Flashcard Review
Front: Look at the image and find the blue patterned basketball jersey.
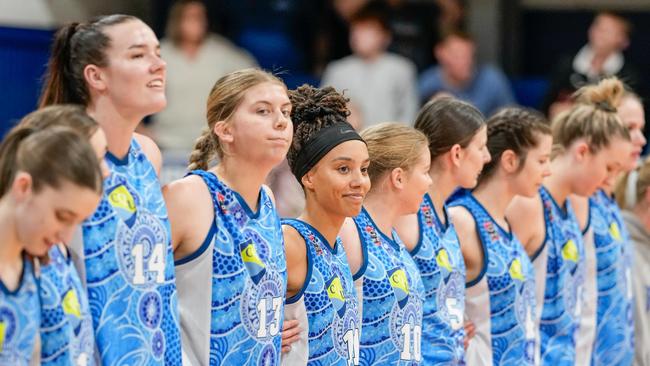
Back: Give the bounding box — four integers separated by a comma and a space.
0, 258, 39, 365
39, 245, 95, 366
535, 186, 585, 365
411, 193, 465, 365
182, 170, 287, 365
448, 191, 536, 365
80, 139, 181, 365
282, 219, 360, 365
589, 190, 634, 365
353, 207, 425, 366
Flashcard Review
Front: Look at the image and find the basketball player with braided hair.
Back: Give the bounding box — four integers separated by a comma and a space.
448, 108, 552, 365
281, 85, 369, 365
507, 77, 631, 365
165, 68, 293, 365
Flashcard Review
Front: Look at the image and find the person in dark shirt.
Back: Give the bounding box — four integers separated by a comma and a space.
543, 11, 643, 118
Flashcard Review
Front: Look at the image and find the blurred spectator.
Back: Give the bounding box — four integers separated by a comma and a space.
419, 31, 514, 116
152, 0, 257, 153
313, 0, 368, 75
384, 0, 440, 72
542, 11, 643, 117
436, 0, 466, 34
321, 3, 418, 127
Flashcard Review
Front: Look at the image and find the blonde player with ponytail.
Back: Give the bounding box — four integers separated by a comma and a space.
507, 78, 631, 365
165, 69, 293, 365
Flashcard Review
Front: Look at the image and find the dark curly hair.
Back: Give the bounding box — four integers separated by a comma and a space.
287, 85, 351, 169
477, 107, 551, 185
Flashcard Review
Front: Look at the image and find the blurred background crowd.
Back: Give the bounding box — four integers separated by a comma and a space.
1, 0, 650, 216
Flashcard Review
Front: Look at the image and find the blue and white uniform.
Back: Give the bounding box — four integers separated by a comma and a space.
589, 190, 634, 365
411, 193, 465, 365
281, 219, 360, 366
39, 245, 95, 366
448, 190, 536, 366
0, 257, 39, 365
175, 170, 287, 365
74, 139, 182, 365
353, 207, 424, 366
533, 187, 585, 365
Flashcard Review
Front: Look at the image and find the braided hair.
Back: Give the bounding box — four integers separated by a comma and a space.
286, 85, 351, 170
478, 107, 551, 185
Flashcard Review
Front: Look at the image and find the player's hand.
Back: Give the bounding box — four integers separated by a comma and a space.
464, 320, 476, 350
281, 319, 301, 353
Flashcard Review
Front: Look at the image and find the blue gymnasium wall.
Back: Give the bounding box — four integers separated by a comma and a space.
0, 26, 54, 138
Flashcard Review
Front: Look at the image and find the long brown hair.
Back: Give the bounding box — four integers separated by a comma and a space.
39, 14, 138, 107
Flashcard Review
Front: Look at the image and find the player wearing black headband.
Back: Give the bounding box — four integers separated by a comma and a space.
281, 85, 369, 365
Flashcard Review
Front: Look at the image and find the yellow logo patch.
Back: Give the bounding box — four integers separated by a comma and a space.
327, 276, 346, 302
241, 244, 265, 268
436, 249, 453, 272
609, 222, 622, 241
108, 185, 136, 213
562, 239, 579, 263
62, 289, 82, 319
389, 268, 410, 295
509, 258, 525, 281
0, 321, 5, 352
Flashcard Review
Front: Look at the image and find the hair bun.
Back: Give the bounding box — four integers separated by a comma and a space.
289, 85, 349, 128
574, 77, 624, 111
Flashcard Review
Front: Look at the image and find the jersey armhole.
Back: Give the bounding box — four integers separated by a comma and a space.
581, 200, 593, 235
531, 200, 549, 263
352, 220, 369, 281
409, 212, 425, 256
285, 225, 314, 305
174, 219, 217, 266
464, 204, 488, 288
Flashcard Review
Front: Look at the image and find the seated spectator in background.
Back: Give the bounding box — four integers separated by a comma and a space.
543, 11, 642, 118
419, 30, 514, 116
152, 0, 256, 154
321, 2, 418, 127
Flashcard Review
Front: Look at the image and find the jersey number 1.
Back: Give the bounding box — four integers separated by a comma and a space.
343, 328, 360, 365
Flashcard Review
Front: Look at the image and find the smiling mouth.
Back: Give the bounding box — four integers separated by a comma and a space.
146, 79, 164, 88
343, 193, 364, 201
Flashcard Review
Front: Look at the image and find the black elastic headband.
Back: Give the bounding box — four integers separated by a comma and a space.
291, 122, 365, 182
